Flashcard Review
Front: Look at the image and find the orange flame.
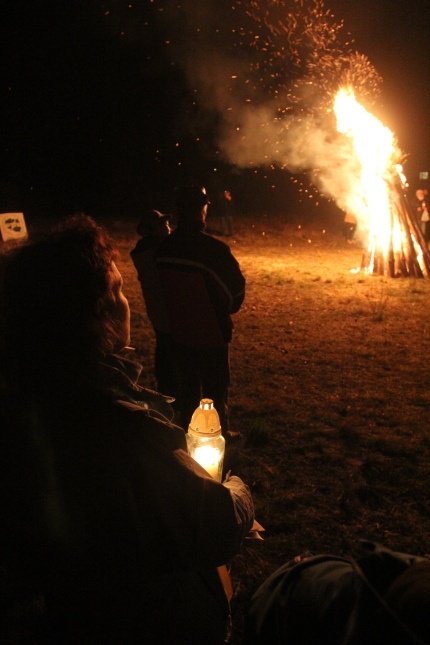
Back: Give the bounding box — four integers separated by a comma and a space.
332, 87, 424, 275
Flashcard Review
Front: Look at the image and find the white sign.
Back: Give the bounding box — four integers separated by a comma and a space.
0, 213, 28, 242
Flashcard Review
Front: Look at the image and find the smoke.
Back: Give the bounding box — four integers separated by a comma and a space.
155, 0, 384, 218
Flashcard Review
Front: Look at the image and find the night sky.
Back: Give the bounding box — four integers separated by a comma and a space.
2, 0, 429, 220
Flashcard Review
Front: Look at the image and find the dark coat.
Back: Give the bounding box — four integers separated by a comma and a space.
156, 223, 245, 347
0, 356, 254, 644
130, 235, 171, 334
243, 542, 429, 645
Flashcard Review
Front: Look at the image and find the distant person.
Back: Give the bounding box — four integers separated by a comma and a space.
156, 185, 245, 438
343, 212, 357, 242
0, 214, 254, 644
413, 189, 429, 240
130, 209, 178, 398
243, 541, 430, 645
220, 189, 235, 237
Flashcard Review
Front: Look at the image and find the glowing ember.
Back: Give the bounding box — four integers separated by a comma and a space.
334, 87, 430, 277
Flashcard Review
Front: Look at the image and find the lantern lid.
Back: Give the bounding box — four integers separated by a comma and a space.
188, 398, 221, 436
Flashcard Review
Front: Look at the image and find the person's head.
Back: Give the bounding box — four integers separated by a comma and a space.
0, 214, 130, 390
136, 209, 171, 238
416, 189, 425, 201
175, 185, 209, 227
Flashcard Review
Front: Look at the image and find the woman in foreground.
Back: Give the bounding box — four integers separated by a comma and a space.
0, 214, 254, 644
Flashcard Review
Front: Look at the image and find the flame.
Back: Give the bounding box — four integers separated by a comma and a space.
334, 88, 401, 267
332, 87, 430, 277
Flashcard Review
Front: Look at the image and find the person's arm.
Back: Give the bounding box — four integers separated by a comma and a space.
172, 448, 255, 567
222, 474, 255, 544
208, 242, 245, 314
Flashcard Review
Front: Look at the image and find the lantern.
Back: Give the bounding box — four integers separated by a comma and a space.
186, 398, 225, 482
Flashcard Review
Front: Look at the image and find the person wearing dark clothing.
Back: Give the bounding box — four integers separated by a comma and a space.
243, 541, 430, 645
156, 186, 245, 436
0, 214, 254, 644
220, 189, 235, 237
412, 188, 429, 241
130, 209, 178, 398
342, 212, 357, 241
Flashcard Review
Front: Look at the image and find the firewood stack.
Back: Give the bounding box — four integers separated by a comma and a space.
360, 179, 430, 278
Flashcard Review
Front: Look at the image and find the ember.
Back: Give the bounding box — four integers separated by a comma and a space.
334, 88, 430, 278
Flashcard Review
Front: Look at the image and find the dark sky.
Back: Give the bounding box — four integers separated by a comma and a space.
1, 0, 429, 219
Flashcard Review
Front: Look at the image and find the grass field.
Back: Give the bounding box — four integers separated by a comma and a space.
108, 211, 430, 642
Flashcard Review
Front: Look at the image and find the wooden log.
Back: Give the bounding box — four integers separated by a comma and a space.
395, 180, 430, 276
389, 189, 422, 277
358, 177, 430, 278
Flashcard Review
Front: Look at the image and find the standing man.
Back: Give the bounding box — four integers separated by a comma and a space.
220, 189, 235, 237
156, 185, 245, 438
342, 212, 357, 242
413, 188, 429, 241
130, 209, 178, 398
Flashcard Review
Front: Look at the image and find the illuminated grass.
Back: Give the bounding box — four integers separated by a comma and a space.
110, 212, 430, 643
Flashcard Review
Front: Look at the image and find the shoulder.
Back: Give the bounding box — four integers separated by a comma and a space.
113, 399, 187, 450
202, 231, 230, 249
157, 228, 242, 277
174, 228, 227, 247
131, 238, 157, 255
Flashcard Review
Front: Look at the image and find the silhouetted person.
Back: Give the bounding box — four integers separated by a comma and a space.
220, 189, 234, 237
343, 212, 357, 242
130, 209, 178, 398
243, 541, 430, 645
413, 189, 429, 240
0, 214, 254, 644
156, 185, 245, 438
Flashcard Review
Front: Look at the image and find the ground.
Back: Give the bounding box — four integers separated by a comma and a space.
109, 211, 430, 643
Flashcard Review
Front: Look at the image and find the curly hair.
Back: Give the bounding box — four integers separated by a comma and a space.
0, 214, 121, 391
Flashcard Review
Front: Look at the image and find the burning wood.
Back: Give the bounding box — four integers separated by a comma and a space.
334, 88, 430, 278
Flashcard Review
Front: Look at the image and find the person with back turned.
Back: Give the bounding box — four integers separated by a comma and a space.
130, 208, 179, 399
156, 185, 245, 439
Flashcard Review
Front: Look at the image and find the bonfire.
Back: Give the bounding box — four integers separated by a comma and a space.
334, 87, 430, 278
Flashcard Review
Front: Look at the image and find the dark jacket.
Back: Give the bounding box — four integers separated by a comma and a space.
156, 223, 245, 347
0, 355, 254, 644
243, 542, 429, 645
131, 235, 171, 334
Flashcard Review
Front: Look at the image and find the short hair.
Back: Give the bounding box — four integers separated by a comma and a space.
175, 185, 209, 219
0, 214, 120, 390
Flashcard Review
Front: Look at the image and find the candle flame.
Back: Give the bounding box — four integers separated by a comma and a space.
192, 445, 222, 480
